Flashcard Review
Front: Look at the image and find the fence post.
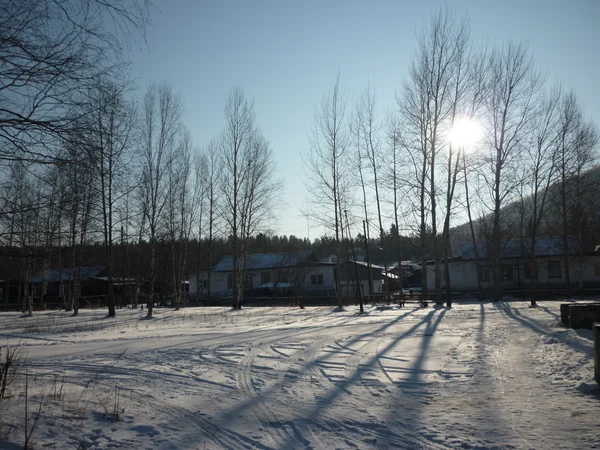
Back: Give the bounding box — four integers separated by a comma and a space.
594, 323, 600, 385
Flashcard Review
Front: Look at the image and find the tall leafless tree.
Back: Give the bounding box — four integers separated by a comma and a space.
357, 86, 389, 300
220, 88, 280, 309
77, 81, 136, 317
166, 131, 202, 310
398, 10, 470, 305
516, 87, 562, 306
138, 83, 183, 318
0, 0, 150, 164
551, 91, 598, 296
483, 42, 542, 301
196, 140, 221, 303
303, 75, 351, 307
350, 108, 374, 300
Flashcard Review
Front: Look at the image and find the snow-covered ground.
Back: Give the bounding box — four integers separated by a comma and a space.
0, 301, 598, 449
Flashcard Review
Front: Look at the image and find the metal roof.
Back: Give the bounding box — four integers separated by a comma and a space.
32, 266, 105, 283
458, 237, 580, 260
214, 251, 317, 272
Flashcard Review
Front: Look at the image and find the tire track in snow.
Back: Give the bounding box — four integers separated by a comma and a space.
137, 391, 269, 449
236, 344, 309, 449
310, 336, 450, 450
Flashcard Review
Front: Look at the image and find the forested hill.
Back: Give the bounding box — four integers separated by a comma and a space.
449, 165, 600, 254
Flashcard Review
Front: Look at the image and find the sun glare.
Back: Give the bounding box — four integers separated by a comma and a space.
449, 118, 483, 148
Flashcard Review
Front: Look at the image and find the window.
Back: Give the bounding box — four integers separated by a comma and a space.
311, 273, 324, 285
278, 271, 289, 283
524, 262, 537, 280
260, 271, 271, 285
548, 261, 561, 279
198, 279, 207, 289
478, 266, 490, 282
595, 264, 600, 277
502, 265, 514, 282
244, 273, 253, 288
32, 286, 42, 298
227, 274, 233, 290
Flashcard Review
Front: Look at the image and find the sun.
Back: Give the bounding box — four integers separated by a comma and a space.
449, 117, 483, 148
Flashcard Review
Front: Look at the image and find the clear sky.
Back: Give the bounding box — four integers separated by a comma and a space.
127, 0, 600, 239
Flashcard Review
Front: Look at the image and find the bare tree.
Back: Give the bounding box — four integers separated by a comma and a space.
55, 139, 96, 314
0, 0, 150, 164
462, 151, 485, 299
303, 74, 352, 308
515, 88, 563, 306
384, 112, 404, 284
357, 86, 389, 301
440, 42, 487, 307
350, 108, 374, 300
78, 81, 137, 317
166, 131, 202, 310
551, 91, 598, 297
483, 42, 542, 301
138, 83, 183, 318
220, 88, 280, 309
199, 141, 221, 303
397, 10, 470, 304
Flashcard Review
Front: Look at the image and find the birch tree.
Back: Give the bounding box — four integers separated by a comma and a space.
303, 75, 351, 307
516, 88, 562, 306
166, 131, 202, 310
78, 81, 136, 317
552, 92, 598, 296
220, 88, 280, 309
139, 83, 183, 318
198, 141, 221, 302
0, 0, 150, 163
483, 42, 542, 301
357, 86, 389, 300
397, 10, 470, 304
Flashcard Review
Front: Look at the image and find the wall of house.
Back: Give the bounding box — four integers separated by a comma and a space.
425, 255, 600, 294
340, 279, 383, 296
425, 261, 486, 293
189, 265, 338, 297
302, 266, 335, 292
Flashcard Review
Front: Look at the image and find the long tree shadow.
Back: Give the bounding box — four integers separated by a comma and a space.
414, 302, 531, 448
274, 309, 443, 449
493, 302, 593, 356
33, 306, 425, 449
537, 305, 561, 321
368, 308, 449, 448
201, 307, 424, 448
471, 301, 521, 446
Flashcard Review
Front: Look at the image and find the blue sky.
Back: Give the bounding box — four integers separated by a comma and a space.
127, 0, 600, 239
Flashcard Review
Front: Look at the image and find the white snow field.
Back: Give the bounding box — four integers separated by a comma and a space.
0, 301, 598, 449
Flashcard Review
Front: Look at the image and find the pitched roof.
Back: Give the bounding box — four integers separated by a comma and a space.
214, 251, 317, 272
458, 237, 579, 260
32, 266, 105, 283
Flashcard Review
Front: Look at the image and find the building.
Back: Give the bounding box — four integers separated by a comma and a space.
31, 266, 138, 306
425, 237, 600, 295
337, 260, 385, 296
189, 250, 336, 300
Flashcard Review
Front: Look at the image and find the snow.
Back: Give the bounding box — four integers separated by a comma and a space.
0, 301, 598, 449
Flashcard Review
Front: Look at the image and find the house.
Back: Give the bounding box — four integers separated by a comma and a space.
388, 261, 422, 290
425, 237, 600, 295
31, 266, 138, 306
189, 250, 336, 299
337, 260, 384, 296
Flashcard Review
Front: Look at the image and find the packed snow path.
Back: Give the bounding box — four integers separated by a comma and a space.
0, 301, 598, 449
